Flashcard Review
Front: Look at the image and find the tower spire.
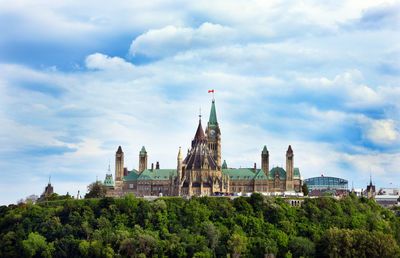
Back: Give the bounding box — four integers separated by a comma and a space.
194, 119, 206, 140
209, 99, 218, 126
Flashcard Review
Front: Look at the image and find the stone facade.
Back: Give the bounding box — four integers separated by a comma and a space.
105, 99, 302, 197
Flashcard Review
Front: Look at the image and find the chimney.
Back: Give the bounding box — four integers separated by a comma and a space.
156, 161, 160, 170
254, 163, 257, 173
151, 163, 154, 171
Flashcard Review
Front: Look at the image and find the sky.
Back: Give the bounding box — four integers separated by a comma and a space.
0, 0, 399, 205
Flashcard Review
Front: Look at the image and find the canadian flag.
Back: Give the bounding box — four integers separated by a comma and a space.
208, 89, 214, 93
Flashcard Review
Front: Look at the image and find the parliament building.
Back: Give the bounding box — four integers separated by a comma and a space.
104, 99, 302, 197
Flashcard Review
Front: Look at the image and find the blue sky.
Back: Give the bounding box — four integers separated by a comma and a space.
1, 0, 399, 204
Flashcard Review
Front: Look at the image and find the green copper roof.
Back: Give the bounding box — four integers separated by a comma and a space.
137, 169, 177, 181
124, 169, 139, 181
262, 145, 268, 154
222, 160, 227, 169
254, 169, 268, 180
268, 167, 286, 180
223, 168, 265, 180
122, 167, 300, 182
294, 168, 301, 179
140, 146, 146, 154
208, 100, 218, 126
104, 174, 114, 187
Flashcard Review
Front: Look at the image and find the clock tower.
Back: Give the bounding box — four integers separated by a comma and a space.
206, 99, 221, 168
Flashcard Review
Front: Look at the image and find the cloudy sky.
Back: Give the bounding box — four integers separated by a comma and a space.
1, 0, 399, 204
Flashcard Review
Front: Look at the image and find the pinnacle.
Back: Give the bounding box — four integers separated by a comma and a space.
208, 99, 218, 126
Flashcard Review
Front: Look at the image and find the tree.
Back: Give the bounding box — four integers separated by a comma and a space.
302, 183, 309, 196
288, 237, 315, 258
25, 195, 39, 204
85, 181, 108, 198
318, 227, 400, 257
22, 232, 54, 258
227, 233, 247, 258
119, 238, 136, 257
202, 222, 219, 251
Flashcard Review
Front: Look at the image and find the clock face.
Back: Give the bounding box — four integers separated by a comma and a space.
210, 129, 216, 137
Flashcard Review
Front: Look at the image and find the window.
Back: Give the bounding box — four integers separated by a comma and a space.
129, 184, 133, 189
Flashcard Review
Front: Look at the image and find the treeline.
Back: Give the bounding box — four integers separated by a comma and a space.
0, 194, 399, 257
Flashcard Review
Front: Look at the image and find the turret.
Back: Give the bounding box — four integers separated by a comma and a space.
177, 147, 182, 173
139, 146, 147, 173
285, 145, 294, 190
261, 145, 269, 177
176, 147, 183, 196
206, 99, 221, 167
115, 146, 124, 181
222, 160, 227, 169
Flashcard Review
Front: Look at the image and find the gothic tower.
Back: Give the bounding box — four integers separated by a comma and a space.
175, 147, 185, 196
182, 116, 223, 196
285, 145, 294, 191
115, 146, 124, 181
261, 145, 269, 177
366, 175, 376, 199
206, 99, 221, 167
139, 146, 147, 173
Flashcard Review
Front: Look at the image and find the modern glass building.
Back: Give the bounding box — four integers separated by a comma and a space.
304, 176, 348, 196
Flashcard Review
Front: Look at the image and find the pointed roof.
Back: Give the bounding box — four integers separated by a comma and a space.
287, 145, 293, 154
208, 100, 218, 126
140, 146, 146, 154
184, 118, 218, 170
117, 146, 123, 154
177, 147, 182, 160
262, 145, 268, 154
192, 119, 207, 147
222, 160, 227, 168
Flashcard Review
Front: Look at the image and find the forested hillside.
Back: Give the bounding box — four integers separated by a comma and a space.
1, 194, 399, 257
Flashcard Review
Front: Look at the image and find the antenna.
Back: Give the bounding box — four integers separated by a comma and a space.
48, 175, 51, 184
199, 106, 202, 121
370, 169, 372, 185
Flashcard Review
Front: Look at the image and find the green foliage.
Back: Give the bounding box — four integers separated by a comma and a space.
85, 181, 108, 199
318, 227, 400, 257
45, 193, 72, 201
302, 183, 309, 196
22, 232, 53, 258
227, 233, 247, 258
1, 195, 400, 257
288, 236, 315, 258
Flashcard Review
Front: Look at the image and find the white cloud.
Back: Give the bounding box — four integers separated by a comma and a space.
85, 53, 135, 70
1, 0, 400, 205
129, 23, 235, 58
364, 119, 398, 144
